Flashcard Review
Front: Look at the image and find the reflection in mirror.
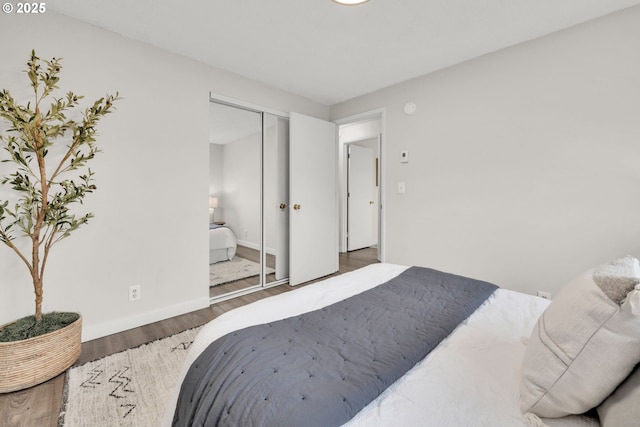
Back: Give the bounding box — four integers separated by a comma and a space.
209, 102, 262, 298
208, 100, 290, 300
263, 114, 290, 283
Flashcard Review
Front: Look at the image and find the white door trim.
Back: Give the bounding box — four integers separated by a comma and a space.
208, 94, 290, 305
209, 91, 289, 119
335, 108, 386, 262
347, 144, 376, 251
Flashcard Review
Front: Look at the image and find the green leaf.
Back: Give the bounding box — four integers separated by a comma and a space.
0, 50, 120, 320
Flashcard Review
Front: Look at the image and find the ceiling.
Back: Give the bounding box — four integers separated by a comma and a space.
48, 0, 640, 106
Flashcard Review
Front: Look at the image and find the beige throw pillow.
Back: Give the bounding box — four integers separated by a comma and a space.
520, 256, 640, 418
597, 364, 640, 427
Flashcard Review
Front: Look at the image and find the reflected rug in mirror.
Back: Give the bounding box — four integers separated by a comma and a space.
210, 256, 275, 287
60, 326, 201, 427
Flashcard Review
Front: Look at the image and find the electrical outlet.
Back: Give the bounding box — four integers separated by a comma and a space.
129, 285, 141, 302
536, 291, 551, 300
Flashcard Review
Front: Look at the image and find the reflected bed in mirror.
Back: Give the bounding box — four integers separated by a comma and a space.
208, 223, 236, 264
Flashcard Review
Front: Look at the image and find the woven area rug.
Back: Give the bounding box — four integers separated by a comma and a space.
210, 256, 275, 287
60, 327, 201, 427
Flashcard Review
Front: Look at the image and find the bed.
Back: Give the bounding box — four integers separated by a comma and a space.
209, 224, 237, 264
165, 259, 640, 427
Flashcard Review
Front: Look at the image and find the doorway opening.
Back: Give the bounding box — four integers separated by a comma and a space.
337, 110, 384, 262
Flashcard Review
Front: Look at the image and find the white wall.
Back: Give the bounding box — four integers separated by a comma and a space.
209, 143, 224, 220
222, 133, 262, 249
210, 118, 286, 255
331, 6, 640, 298
0, 11, 328, 340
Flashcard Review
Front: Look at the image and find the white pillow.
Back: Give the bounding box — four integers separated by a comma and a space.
597, 364, 640, 427
520, 256, 640, 418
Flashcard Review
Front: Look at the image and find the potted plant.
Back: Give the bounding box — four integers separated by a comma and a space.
0, 51, 119, 393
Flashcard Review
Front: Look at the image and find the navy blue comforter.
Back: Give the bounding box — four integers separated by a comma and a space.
173, 266, 498, 427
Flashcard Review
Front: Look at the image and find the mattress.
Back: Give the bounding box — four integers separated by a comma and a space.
209, 226, 237, 264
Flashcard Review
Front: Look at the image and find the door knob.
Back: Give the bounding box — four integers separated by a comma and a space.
279, 203, 287, 210
293, 204, 301, 211
369, 201, 374, 205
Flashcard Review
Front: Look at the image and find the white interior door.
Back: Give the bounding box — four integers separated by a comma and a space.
347, 144, 376, 251
289, 112, 338, 286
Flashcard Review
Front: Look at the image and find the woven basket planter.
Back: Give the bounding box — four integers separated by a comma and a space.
0, 315, 82, 393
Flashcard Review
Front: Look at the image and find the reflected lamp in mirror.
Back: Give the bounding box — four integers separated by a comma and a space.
209, 197, 219, 223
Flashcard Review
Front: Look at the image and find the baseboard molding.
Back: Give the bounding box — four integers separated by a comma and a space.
237, 240, 276, 256
81, 296, 210, 342
237, 239, 259, 251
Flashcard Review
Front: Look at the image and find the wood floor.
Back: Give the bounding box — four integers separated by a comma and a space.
209, 245, 277, 298
0, 247, 378, 427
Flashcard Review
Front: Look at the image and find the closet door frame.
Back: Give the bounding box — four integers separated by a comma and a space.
209, 93, 290, 304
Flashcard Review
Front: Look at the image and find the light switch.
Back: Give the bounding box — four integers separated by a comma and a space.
400, 150, 409, 163
398, 182, 406, 194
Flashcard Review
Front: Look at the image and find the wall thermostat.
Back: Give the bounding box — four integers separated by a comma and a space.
400, 150, 409, 163
403, 102, 416, 115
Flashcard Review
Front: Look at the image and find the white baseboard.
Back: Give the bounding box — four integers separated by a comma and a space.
81, 296, 210, 342
237, 240, 276, 256
237, 239, 259, 251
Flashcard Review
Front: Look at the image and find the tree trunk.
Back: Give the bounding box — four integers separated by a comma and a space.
31, 268, 43, 322
33, 105, 46, 323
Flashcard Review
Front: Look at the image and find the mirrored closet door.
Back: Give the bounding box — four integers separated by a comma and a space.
208, 100, 289, 302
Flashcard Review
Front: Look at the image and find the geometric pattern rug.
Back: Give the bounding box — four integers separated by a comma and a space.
210, 256, 275, 287
59, 327, 201, 427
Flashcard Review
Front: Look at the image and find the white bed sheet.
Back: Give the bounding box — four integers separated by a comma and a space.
164, 263, 598, 427
209, 226, 237, 264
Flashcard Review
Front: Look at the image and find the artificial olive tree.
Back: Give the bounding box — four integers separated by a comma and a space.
0, 50, 119, 326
